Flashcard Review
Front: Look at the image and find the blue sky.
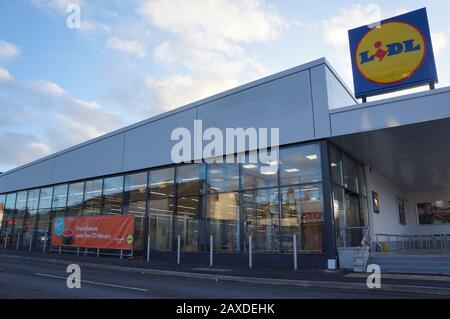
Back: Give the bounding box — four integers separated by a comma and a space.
0, 0, 449, 172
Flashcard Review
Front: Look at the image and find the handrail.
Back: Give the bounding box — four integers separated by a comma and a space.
374, 233, 450, 252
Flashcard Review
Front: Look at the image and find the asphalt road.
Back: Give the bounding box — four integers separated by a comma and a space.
0, 254, 442, 299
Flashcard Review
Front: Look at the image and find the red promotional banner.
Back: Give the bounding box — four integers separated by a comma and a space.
52, 215, 134, 250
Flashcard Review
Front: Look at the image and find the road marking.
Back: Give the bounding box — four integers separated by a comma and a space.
34, 273, 148, 292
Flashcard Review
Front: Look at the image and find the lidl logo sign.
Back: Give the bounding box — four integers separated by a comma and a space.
349, 8, 437, 98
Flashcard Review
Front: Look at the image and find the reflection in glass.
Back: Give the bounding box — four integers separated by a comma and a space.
281, 185, 324, 253
241, 152, 278, 190
83, 179, 103, 216
148, 197, 173, 250
330, 145, 343, 186
103, 176, 123, 215
39, 187, 53, 210
207, 192, 239, 251
124, 172, 147, 202
27, 189, 40, 211
0, 195, 5, 234
342, 154, 358, 193
149, 168, 174, 197
175, 196, 203, 251
280, 144, 322, 186
52, 184, 68, 208
3, 193, 17, 238
207, 163, 239, 193
67, 182, 84, 207
176, 164, 205, 196
243, 188, 279, 252
123, 201, 146, 250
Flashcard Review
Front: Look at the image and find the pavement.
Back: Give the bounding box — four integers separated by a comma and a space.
0, 249, 450, 298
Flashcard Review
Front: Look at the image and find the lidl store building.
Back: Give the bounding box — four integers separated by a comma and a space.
1, 58, 450, 270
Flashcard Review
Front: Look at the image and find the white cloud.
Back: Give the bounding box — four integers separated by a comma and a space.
106, 36, 147, 58
0, 77, 124, 171
80, 19, 111, 33
143, 73, 239, 112
137, 0, 287, 45
0, 66, 13, 82
0, 131, 51, 168
31, 80, 66, 96
30, 0, 85, 13
431, 32, 448, 56
0, 40, 20, 60
134, 0, 286, 113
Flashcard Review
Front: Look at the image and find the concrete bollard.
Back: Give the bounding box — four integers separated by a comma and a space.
293, 234, 298, 271
147, 235, 150, 262
177, 235, 181, 265
210, 235, 213, 267
249, 235, 253, 269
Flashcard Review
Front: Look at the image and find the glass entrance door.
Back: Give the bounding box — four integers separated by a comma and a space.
344, 190, 364, 247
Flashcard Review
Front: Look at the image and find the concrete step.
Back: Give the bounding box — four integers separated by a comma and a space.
368, 261, 450, 267
379, 266, 450, 276
368, 255, 450, 275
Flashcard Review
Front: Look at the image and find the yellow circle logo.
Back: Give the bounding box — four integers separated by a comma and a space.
126, 234, 134, 245
356, 22, 426, 84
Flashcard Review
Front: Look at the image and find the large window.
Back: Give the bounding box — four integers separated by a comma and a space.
3, 193, 17, 236
241, 152, 278, 190
52, 184, 68, 209
207, 163, 239, 193
279, 144, 322, 186
149, 168, 174, 197
281, 185, 324, 253
15, 191, 28, 234
124, 172, 147, 202
175, 164, 206, 251
148, 168, 175, 251
83, 179, 103, 216
37, 187, 53, 243
123, 201, 145, 251
243, 188, 280, 252
102, 176, 123, 215
176, 164, 205, 196
175, 195, 204, 251
67, 182, 84, 216
0, 142, 329, 256
123, 172, 148, 250
207, 192, 240, 251
0, 195, 6, 235
24, 189, 40, 247
330, 144, 368, 248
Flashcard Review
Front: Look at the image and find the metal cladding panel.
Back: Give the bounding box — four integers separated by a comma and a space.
123, 108, 197, 171
197, 70, 314, 148
330, 87, 450, 136
0, 159, 54, 193
52, 133, 125, 184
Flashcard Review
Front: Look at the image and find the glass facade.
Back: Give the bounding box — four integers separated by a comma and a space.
0, 142, 335, 256
330, 144, 368, 248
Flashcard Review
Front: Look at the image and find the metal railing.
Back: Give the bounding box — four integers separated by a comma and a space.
374, 233, 450, 253
337, 226, 367, 248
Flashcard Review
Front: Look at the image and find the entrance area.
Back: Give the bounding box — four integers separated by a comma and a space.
330, 117, 450, 273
